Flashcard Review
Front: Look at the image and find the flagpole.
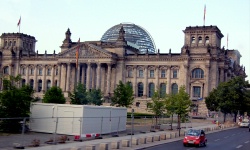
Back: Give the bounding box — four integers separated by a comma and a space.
227, 34, 229, 49
203, 5, 206, 26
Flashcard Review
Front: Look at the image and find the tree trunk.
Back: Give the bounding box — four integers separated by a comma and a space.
170, 114, 173, 130
178, 114, 181, 137
223, 113, 226, 123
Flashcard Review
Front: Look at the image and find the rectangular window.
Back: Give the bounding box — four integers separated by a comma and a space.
47, 69, 51, 75
139, 70, 143, 77
173, 70, 178, 78
30, 68, 34, 75
39, 68, 42, 75
128, 69, 133, 77
55, 69, 58, 75
149, 70, 154, 78
22, 68, 26, 75
161, 70, 166, 78
193, 86, 201, 98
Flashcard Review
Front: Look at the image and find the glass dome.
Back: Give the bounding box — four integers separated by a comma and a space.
101, 23, 156, 54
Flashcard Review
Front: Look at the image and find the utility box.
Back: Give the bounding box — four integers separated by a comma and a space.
29, 103, 127, 136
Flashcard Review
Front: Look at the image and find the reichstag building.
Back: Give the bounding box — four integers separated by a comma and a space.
0, 23, 246, 115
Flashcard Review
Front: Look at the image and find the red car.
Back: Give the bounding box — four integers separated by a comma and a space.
183, 129, 207, 147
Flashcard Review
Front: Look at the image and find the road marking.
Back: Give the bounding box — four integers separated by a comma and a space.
214, 139, 220, 141
186, 148, 194, 150
245, 141, 249, 143
224, 136, 229, 138
236, 145, 243, 148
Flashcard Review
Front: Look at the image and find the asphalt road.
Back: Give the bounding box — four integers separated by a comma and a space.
143, 128, 250, 150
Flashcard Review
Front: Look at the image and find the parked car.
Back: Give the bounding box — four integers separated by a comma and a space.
183, 129, 207, 147
239, 119, 249, 128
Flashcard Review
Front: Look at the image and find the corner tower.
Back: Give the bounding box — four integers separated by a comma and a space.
182, 25, 224, 54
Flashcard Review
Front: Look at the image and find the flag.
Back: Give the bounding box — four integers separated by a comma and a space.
203, 5, 206, 26
76, 38, 80, 68
17, 17, 21, 27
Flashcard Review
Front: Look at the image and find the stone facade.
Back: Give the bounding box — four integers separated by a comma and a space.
0, 25, 246, 115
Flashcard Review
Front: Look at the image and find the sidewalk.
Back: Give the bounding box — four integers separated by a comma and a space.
24, 121, 236, 150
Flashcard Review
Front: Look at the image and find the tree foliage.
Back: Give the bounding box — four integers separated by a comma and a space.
69, 83, 88, 105
0, 75, 34, 133
111, 81, 134, 107
205, 76, 250, 122
43, 86, 66, 104
88, 89, 103, 106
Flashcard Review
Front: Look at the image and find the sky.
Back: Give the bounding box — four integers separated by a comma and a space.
0, 0, 249, 81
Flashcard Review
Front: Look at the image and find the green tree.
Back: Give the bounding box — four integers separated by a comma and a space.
174, 86, 191, 136
111, 81, 134, 107
205, 76, 250, 122
69, 83, 89, 105
88, 89, 103, 106
164, 93, 177, 130
43, 86, 66, 104
147, 90, 165, 125
0, 75, 34, 133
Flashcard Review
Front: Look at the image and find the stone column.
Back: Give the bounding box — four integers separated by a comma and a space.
34, 65, 37, 92
133, 65, 137, 96
26, 65, 29, 85
106, 63, 111, 95
220, 68, 224, 82
143, 65, 148, 98
155, 65, 159, 90
86, 63, 91, 90
81, 65, 86, 85
51, 65, 55, 86
101, 67, 105, 93
205, 65, 210, 96
57, 63, 61, 88
42, 65, 46, 92
167, 66, 171, 94
66, 63, 71, 92
9, 64, 12, 76
92, 65, 96, 89
96, 63, 101, 89
77, 64, 80, 84
184, 64, 189, 93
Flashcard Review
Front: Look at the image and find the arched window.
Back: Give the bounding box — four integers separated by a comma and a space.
21, 79, 26, 87
137, 82, 143, 97
30, 79, 34, 89
192, 68, 204, 78
205, 36, 209, 43
47, 80, 51, 90
3, 66, 9, 74
191, 37, 195, 43
4, 41, 7, 46
148, 83, 155, 98
171, 83, 178, 95
38, 68, 43, 75
9, 41, 12, 46
30, 68, 34, 75
160, 83, 166, 98
38, 79, 42, 92
13, 41, 16, 46
21, 68, 26, 75
198, 36, 202, 43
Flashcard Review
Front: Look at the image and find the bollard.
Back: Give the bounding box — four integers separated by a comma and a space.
99, 143, 109, 150
147, 136, 154, 142
132, 138, 139, 145
111, 141, 120, 149
122, 140, 130, 147
86, 145, 95, 150
160, 134, 166, 140
154, 135, 160, 141
139, 137, 147, 144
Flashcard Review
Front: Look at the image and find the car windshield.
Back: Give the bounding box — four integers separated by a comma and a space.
186, 129, 200, 136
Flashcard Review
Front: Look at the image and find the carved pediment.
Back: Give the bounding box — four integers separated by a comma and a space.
58, 43, 115, 58
190, 80, 204, 84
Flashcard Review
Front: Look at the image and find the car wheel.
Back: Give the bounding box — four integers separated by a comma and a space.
183, 143, 187, 147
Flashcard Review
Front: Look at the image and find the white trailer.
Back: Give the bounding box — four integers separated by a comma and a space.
29, 103, 127, 136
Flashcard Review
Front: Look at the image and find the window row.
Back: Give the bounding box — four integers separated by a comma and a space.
191, 36, 209, 44
21, 79, 58, 92
3, 66, 59, 76
128, 82, 179, 98
4, 40, 33, 49
127, 69, 178, 78
127, 68, 204, 79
